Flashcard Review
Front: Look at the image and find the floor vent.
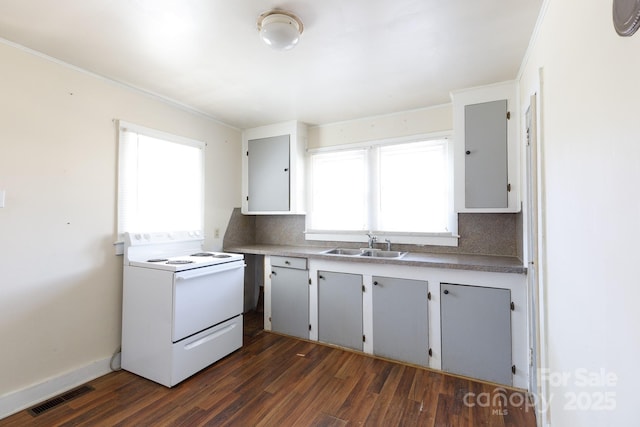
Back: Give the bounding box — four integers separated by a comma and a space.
27, 385, 95, 417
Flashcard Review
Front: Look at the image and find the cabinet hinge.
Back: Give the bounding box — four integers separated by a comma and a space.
428, 348, 433, 357
507, 111, 511, 120
507, 183, 512, 192
246, 196, 249, 201
246, 151, 249, 156
363, 335, 366, 342
309, 324, 312, 331
510, 302, 515, 311
268, 316, 272, 322
362, 285, 365, 293
427, 291, 431, 301
308, 278, 312, 285
512, 365, 516, 375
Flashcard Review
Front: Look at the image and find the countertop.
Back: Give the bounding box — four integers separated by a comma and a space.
225, 244, 527, 275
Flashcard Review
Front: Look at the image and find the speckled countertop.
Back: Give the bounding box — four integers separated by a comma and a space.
225, 244, 527, 275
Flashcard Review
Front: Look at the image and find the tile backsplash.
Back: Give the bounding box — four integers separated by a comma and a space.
224, 208, 522, 258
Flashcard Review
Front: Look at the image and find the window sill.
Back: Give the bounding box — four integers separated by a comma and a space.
304, 231, 459, 247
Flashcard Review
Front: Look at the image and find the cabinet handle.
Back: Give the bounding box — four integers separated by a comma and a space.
373, 281, 379, 286
284, 168, 289, 172
271, 271, 277, 276
465, 150, 471, 155
318, 275, 324, 280
443, 289, 449, 295
285, 260, 290, 265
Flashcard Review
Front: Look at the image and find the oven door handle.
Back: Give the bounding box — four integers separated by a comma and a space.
175, 262, 246, 281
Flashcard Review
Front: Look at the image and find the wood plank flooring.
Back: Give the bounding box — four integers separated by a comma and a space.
1, 312, 536, 426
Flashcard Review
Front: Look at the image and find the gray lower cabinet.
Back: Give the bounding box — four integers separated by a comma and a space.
271, 256, 309, 339
372, 276, 429, 366
318, 270, 363, 351
440, 283, 512, 385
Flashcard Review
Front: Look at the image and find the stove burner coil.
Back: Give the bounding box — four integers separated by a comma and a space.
190, 253, 232, 258
147, 258, 169, 262
166, 260, 194, 265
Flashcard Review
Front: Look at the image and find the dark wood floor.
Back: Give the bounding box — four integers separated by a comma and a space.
1, 312, 536, 426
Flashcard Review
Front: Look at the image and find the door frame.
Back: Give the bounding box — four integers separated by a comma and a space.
523, 67, 550, 427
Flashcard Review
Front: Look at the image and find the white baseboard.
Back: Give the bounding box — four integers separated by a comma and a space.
0, 357, 113, 420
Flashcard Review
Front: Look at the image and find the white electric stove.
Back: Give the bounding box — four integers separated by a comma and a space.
121, 231, 245, 387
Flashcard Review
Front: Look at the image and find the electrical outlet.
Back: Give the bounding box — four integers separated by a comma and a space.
214, 228, 220, 238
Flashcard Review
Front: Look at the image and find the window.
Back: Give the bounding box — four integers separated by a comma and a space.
117, 121, 204, 237
306, 135, 457, 246
308, 149, 367, 230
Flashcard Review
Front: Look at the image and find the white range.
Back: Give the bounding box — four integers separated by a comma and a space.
121, 231, 245, 387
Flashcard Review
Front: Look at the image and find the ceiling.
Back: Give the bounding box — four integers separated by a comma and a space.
0, 0, 543, 130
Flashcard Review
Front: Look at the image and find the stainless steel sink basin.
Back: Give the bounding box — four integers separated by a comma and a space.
321, 248, 363, 256
359, 249, 408, 259
321, 248, 408, 259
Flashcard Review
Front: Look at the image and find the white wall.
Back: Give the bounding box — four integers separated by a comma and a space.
308, 104, 452, 148
519, 1, 640, 425
0, 41, 241, 414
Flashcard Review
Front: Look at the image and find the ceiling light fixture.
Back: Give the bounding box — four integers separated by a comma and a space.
257, 10, 304, 51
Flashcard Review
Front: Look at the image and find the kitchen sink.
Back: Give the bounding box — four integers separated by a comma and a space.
321, 248, 408, 259
321, 248, 363, 256
359, 249, 408, 259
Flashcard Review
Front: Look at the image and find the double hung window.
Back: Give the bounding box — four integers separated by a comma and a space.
117, 121, 204, 238
306, 135, 457, 246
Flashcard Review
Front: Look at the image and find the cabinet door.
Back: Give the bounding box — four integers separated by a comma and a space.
248, 135, 290, 211
441, 283, 512, 385
464, 99, 508, 208
372, 277, 428, 366
271, 266, 309, 339
318, 271, 363, 351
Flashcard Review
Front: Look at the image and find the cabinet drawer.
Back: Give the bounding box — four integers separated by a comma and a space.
271, 256, 307, 270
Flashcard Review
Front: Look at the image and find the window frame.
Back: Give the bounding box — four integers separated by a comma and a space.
116, 120, 205, 241
305, 132, 458, 247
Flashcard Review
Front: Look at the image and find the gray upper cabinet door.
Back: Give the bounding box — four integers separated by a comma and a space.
372, 276, 428, 366
441, 283, 512, 386
318, 271, 363, 351
271, 264, 309, 339
464, 99, 508, 208
248, 134, 290, 212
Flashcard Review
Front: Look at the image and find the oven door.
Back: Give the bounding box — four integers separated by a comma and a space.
172, 260, 245, 342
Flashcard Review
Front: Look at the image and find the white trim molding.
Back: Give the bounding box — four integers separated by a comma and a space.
0, 357, 112, 420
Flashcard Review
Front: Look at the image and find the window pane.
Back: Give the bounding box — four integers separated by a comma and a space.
309, 150, 367, 230
378, 141, 448, 232
118, 126, 203, 234
135, 135, 202, 232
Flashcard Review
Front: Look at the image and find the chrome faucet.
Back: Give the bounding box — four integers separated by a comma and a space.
367, 233, 377, 248
384, 238, 392, 251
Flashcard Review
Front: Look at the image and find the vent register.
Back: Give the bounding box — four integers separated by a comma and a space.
27, 385, 94, 417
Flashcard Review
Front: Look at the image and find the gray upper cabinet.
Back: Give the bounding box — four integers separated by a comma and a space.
452, 81, 520, 213
372, 276, 429, 366
440, 283, 512, 386
248, 135, 290, 212
318, 270, 363, 351
464, 100, 508, 208
242, 121, 307, 215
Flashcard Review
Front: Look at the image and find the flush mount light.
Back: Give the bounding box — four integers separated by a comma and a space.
257, 10, 304, 51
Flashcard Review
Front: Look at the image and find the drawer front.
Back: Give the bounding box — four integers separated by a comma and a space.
271, 256, 307, 270
171, 315, 243, 386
